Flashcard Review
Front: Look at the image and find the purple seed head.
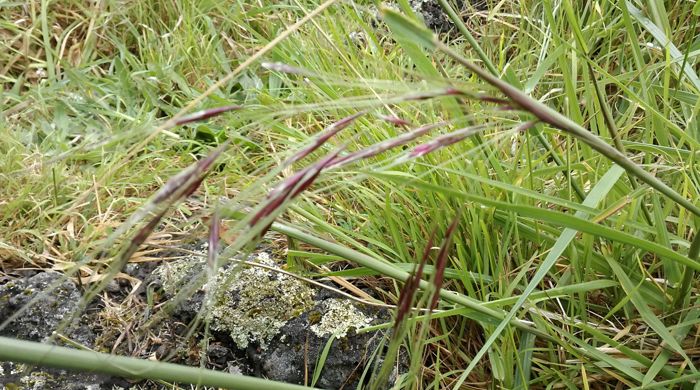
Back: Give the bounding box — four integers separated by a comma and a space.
174, 105, 242, 126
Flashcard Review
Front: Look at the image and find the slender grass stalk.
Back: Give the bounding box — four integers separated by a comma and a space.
381, 7, 700, 219
0, 337, 315, 390
271, 221, 553, 340
675, 232, 700, 309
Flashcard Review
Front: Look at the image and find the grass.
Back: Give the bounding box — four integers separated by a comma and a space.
2, 0, 700, 388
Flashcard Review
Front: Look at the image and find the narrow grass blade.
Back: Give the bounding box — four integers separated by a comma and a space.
0, 337, 315, 390
380, 8, 436, 52
605, 254, 692, 386
376, 174, 699, 271
452, 165, 626, 386
675, 234, 700, 309
311, 335, 336, 387
208, 210, 220, 270
626, 2, 700, 92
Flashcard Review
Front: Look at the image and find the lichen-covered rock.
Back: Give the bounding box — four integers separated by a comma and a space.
310, 298, 374, 338
0, 362, 124, 390
154, 250, 316, 350
152, 246, 403, 388
208, 252, 316, 350
253, 300, 393, 389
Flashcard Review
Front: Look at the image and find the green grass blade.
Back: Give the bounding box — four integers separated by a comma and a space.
626, 1, 700, 92
0, 337, 315, 390
452, 164, 626, 385
311, 335, 336, 387
380, 8, 437, 52
605, 255, 692, 386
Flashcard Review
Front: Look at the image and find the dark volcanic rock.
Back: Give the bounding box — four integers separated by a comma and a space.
0, 271, 89, 343
0, 272, 119, 389
151, 248, 405, 388
253, 301, 390, 389
410, 0, 488, 34
411, 0, 464, 33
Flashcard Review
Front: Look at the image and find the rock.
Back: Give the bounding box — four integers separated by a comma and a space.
254, 299, 391, 388
0, 362, 129, 390
151, 246, 404, 388
409, 0, 488, 34
153, 249, 317, 351
0, 271, 87, 343
0, 246, 406, 389
410, 0, 463, 33
0, 272, 119, 389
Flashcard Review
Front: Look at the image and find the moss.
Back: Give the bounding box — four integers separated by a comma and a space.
307, 310, 322, 325
339, 336, 351, 351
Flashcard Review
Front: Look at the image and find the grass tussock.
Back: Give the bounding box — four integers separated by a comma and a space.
2, 0, 700, 389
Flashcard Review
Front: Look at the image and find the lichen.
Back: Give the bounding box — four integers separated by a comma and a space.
207, 252, 315, 349
155, 251, 315, 350
20, 371, 49, 389
310, 298, 373, 338
153, 254, 202, 294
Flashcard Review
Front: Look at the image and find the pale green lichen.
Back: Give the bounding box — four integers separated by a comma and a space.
153, 254, 202, 295
155, 250, 315, 350
310, 298, 373, 338
207, 252, 315, 349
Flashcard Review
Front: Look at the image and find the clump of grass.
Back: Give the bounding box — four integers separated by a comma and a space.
2, 1, 700, 389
